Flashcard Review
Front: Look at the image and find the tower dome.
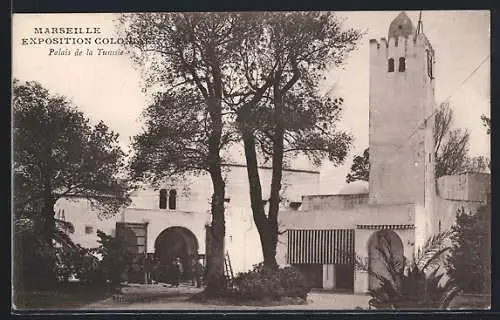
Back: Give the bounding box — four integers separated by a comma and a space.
388, 11, 415, 39
339, 180, 369, 195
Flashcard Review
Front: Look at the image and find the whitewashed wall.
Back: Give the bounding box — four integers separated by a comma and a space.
55, 164, 319, 274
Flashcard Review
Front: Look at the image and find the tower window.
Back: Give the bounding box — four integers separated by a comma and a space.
159, 189, 167, 209
398, 57, 406, 72
388, 58, 395, 72
438, 220, 442, 233
85, 225, 94, 234
168, 189, 177, 210
57, 208, 66, 221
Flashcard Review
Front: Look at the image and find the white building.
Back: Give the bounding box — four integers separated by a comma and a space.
56, 164, 320, 276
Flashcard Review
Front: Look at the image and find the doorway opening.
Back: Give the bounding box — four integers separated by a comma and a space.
293, 264, 323, 288
334, 263, 354, 292
367, 229, 404, 290
154, 227, 199, 283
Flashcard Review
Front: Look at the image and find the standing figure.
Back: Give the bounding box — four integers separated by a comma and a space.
144, 254, 153, 284
193, 258, 203, 288
191, 258, 196, 286
171, 257, 183, 287
151, 259, 161, 284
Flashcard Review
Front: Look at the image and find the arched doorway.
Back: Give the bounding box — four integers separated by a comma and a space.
154, 227, 199, 283
368, 229, 404, 290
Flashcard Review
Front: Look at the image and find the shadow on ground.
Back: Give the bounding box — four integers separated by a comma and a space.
13, 283, 116, 311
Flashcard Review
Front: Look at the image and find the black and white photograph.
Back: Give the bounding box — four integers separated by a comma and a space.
11, 10, 491, 311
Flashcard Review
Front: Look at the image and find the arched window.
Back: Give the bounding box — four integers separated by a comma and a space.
398, 57, 406, 72
159, 189, 167, 209
438, 220, 442, 233
388, 58, 395, 72
168, 189, 177, 210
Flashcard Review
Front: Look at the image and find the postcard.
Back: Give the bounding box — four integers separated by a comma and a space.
12, 10, 491, 312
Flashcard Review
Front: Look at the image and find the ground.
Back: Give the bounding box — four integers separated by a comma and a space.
81, 286, 371, 310
14, 283, 490, 311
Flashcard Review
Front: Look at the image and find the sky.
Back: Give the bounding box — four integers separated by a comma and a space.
12, 11, 490, 194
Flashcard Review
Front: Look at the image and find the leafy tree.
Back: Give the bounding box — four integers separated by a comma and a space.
13, 80, 130, 288
235, 12, 361, 267
120, 12, 254, 294
480, 114, 491, 135
121, 12, 360, 272
476, 114, 491, 171
345, 148, 369, 183
447, 204, 491, 294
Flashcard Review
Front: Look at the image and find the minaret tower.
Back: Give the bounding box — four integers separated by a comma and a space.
368, 11, 436, 232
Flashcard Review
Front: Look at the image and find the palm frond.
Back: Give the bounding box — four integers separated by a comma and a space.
52, 229, 78, 251
55, 218, 75, 234
421, 247, 451, 272
420, 231, 450, 251
416, 231, 451, 269
439, 283, 461, 309
367, 231, 461, 310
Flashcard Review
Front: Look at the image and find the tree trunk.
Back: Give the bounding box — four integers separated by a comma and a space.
35, 187, 56, 245
205, 167, 226, 295
204, 78, 227, 294
241, 130, 277, 268
264, 87, 286, 268
265, 129, 284, 268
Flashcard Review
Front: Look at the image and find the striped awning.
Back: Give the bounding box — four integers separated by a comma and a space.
287, 229, 354, 265
356, 224, 415, 230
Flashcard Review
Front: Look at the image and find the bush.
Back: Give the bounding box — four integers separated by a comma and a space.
71, 247, 107, 284
54, 247, 78, 282
13, 222, 130, 290
233, 263, 310, 301
49, 230, 134, 286
92, 230, 134, 284
446, 205, 491, 294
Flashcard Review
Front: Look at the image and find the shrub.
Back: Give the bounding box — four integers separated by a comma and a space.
446, 205, 491, 294
93, 230, 134, 284
71, 247, 107, 284
54, 247, 78, 282
233, 263, 310, 301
